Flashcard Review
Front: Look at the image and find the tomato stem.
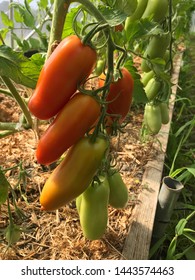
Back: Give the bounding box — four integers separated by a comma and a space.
0, 87, 13, 98
7, 198, 14, 227
1, 76, 33, 128
82, 22, 109, 46
72, 0, 107, 24
115, 46, 127, 70
46, 0, 71, 60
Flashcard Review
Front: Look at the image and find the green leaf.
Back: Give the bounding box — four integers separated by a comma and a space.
0, 28, 9, 43
14, 9, 23, 23
10, 32, 24, 48
39, 0, 48, 9
133, 79, 148, 104
125, 58, 148, 104
183, 229, 195, 243
176, 202, 195, 211
186, 166, 195, 177
174, 245, 195, 260
99, 6, 127, 27
62, 7, 79, 38
125, 19, 156, 43
0, 168, 9, 205
175, 218, 187, 236
11, 3, 35, 28
0, 45, 40, 88
149, 234, 167, 259
29, 37, 42, 50
185, 246, 195, 260
166, 236, 177, 260
20, 53, 45, 83
24, 0, 34, 16
22, 39, 31, 52
116, 0, 137, 16
0, 12, 14, 28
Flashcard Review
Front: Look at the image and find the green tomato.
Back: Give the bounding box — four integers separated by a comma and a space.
141, 70, 154, 87
141, 32, 171, 72
125, 0, 148, 34
78, 177, 110, 240
95, 59, 105, 76
108, 170, 129, 209
141, 58, 151, 73
144, 103, 162, 134
142, 0, 168, 22
159, 102, 169, 124
76, 194, 82, 214
144, 77, 161, 101
144, 32, 171, 60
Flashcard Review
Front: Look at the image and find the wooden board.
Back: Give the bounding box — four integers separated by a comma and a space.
122, 53, 183, 260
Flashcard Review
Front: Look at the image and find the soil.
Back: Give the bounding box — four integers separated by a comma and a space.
0, 82, 158, 260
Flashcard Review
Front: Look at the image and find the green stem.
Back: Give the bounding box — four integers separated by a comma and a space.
168, 0, 173, 73
73, 0, 107, 23
0, 130, 17, 139
7, 198, 14, 226
0, 87, 13, 98
1, 76, 33, 128
82, 22, 109, 45
186, 210, 195, 222
0, 122, 19, 131
46, 0, 71, 60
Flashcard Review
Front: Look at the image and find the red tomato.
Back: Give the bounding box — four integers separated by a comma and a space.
99, 67, 134, 123
114, 24, 124, 32
36, 93, 101, 165
28, 35, 97, 120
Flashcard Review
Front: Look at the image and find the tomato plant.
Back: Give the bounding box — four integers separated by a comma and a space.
40, 136, 108, 211
28, 35, 97, 120
36, 92, 101, 165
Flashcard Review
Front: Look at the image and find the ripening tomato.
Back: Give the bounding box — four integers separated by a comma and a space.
36, 93, 101, 165
114, 24, 124, 32
40, 136, 108, 211
99, 67, 134, 123
28, 35, 97, 120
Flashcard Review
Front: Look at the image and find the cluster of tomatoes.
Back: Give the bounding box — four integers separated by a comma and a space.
125, 0, 170, 135
141, 32, 171, 134
28, 33, 134, 239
